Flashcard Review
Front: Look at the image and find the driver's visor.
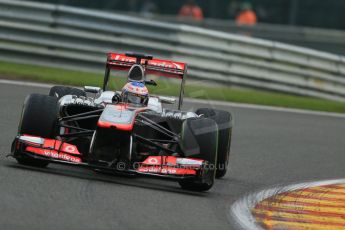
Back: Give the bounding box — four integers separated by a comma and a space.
124, 92, 148, 106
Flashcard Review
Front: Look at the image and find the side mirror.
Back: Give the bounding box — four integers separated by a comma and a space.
145, 79, 157, 86
84, 86, 102, 94
158, 96, 176, 104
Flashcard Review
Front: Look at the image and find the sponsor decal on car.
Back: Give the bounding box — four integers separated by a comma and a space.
20, 135, 81, 155
26, 146, 81, 163
142, 156, 203, 168
137, 166, 196, 175
110, 54, 184, 71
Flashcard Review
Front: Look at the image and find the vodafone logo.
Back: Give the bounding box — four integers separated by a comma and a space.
63, 145, 77, 154
148, 158, 159, 164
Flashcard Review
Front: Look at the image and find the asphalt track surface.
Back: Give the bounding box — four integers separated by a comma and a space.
0, 83, 345, 230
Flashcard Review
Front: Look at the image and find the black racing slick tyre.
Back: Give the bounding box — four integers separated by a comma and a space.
49, 86, 86, 99
196, 108, 232, 178
16, 94, 58, 167
179, 117, 218, 192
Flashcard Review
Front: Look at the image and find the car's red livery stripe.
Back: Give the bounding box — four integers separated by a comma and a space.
137, 166, 196, 175
26, 146, 82, 163
97, 121, 134, 131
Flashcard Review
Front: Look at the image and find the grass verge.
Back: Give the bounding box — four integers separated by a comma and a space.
1, 61, 345, 113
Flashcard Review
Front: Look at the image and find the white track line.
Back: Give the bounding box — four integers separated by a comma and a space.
230, 178, 345, 230
185, 98, 345, 118
1, 79, 345, 119
0, 79, 53, 89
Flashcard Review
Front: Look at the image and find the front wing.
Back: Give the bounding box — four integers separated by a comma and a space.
12, 135, 210, 182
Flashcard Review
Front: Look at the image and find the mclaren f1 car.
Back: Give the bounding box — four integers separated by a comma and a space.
11, 52, 233, 191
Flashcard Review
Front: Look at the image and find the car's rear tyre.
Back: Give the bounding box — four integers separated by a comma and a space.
178, 117, 218, 192
49, 86, 86, 99
196, 108, 232, 178
16, 94, 58, 167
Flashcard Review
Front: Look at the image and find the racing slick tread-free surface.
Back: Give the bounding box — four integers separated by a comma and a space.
17, 94, 58, 167
179, 117, 218, 191
49, 86, 86, 99
196, 108, 232, 178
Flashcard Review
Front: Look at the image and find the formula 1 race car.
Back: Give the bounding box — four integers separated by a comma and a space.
11, 52, 233, 191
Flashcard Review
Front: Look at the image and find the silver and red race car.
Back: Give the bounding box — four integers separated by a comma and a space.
11, 52, 233, 191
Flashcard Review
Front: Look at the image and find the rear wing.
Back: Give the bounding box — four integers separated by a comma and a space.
104, 52, 187, 110
106, 53, 187, 79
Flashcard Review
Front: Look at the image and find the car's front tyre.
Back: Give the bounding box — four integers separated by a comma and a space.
178, 117, 218, 192
49, 86, 86, 99
15, 94, 58, 167
196, 108, 232, 179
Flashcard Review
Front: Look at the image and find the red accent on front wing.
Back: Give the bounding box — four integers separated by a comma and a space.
26, 146, 82, 163
142, 156, 203, 167
20, 135, 203, 176
19, 136, 81, 155
137, 156, 204, 176
43, 139, 81, 155
20, 135, 82, 163
142, 156, 175, 165
137, 166, 197, 175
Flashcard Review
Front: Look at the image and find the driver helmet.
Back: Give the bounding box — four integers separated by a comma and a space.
121, 81, 149, 107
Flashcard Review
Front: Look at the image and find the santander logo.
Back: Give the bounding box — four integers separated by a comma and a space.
111, 54, 184, 71
113, 54, 136, 63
